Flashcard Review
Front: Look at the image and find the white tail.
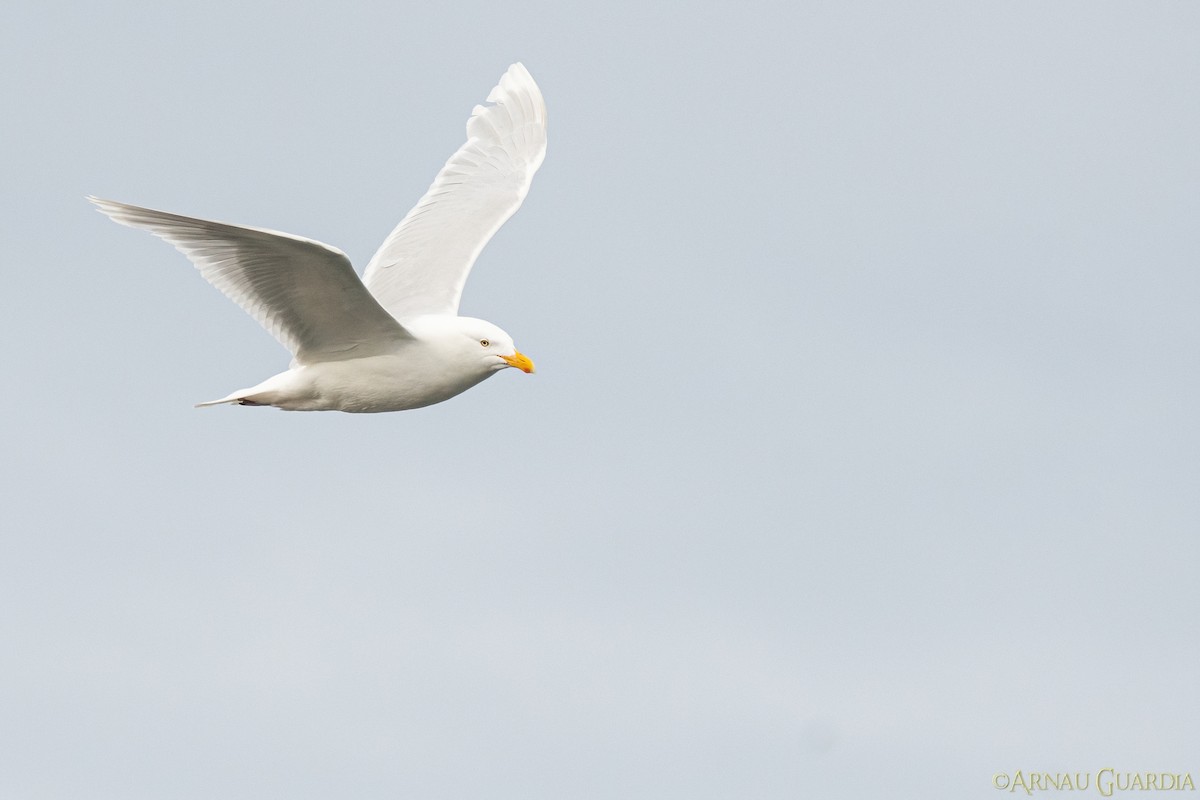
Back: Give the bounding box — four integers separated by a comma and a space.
195, 397, 240, 408
194, 389, 262, 408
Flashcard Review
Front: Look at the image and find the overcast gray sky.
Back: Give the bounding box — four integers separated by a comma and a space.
2, 1, 1198, 798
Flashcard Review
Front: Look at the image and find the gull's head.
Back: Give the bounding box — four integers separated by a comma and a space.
465, 318, 536, 374
410, 315, 535, 377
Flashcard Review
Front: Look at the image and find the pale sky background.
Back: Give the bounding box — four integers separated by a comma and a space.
2, 1, 1198, 798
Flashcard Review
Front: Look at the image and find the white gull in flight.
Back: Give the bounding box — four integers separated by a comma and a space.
90, 63, 546, 413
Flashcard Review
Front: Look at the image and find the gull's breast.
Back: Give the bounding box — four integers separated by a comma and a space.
298, 354, 490, 413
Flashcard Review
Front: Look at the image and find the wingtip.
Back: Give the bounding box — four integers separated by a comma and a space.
481, 62, 546, 123
496, 62, 539, 92
87, 196, 138, 225
87, 195, 123, 215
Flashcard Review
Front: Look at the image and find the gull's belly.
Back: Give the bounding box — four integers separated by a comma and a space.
263, 356, 490, 413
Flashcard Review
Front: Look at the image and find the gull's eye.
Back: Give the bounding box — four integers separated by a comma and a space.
479, 339, 490, 347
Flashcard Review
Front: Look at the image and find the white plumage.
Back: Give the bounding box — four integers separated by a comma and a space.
90, 63, 545, 413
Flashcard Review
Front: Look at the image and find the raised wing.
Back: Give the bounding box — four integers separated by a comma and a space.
362, 62, 547, 320
89, 197, 412, 364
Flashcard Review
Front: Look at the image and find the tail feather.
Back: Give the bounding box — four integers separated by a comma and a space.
195, 397, 239, 408
195, 389, 263, 408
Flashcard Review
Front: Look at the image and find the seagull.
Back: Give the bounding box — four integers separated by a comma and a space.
90, 63, 545, 413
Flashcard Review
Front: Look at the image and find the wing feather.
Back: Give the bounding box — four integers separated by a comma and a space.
362, 63, 547, 320
89, 197, 411, 363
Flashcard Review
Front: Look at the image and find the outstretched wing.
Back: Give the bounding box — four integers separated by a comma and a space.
90, 197, 412, 364
362, 62, 547, 320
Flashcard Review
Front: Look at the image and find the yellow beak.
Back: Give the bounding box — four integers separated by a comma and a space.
500, 351, 536, 374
